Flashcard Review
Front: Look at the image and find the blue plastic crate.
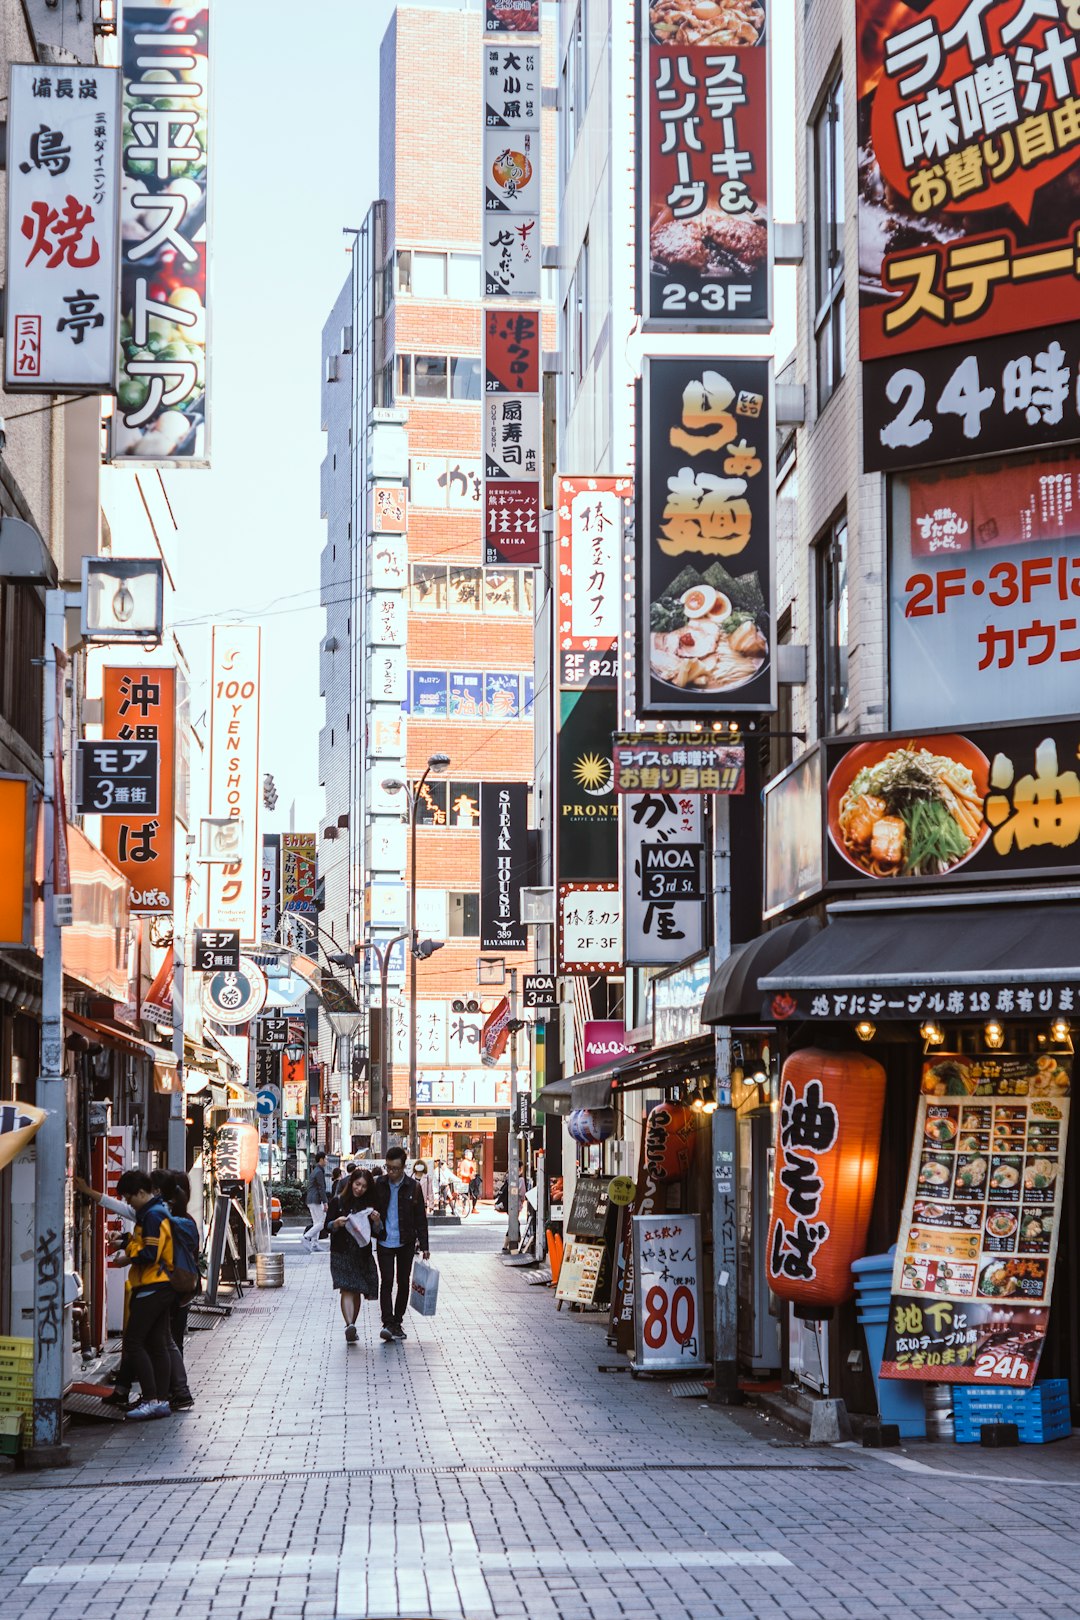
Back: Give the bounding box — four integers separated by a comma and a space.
952, 1380, 1071, 1444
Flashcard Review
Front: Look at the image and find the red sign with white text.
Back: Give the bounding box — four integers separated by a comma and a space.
100, 667, 176, 915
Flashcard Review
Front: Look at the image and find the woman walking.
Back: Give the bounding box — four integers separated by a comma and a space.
322, 1167, 382, 1342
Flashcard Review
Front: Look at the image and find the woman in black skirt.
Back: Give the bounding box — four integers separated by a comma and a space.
321, 1167, 381, 1341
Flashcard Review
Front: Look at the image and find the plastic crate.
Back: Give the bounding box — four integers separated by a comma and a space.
0, 1412, 22, 1455
0, 1336, 33, 1363
953, 1380, 1072, 1444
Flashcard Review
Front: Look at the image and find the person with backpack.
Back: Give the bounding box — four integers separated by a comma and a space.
109, 1169, 177, 1420
158, 1169, 200, 1411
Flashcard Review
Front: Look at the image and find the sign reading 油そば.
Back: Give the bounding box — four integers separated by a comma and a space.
206, 625, 261, 941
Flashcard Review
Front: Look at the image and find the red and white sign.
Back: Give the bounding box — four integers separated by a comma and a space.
371, 485, 408, 533
556, 477, 629, 656
207, 625, 261, 941
584, 1020, 629, 1070
631, 1212, 707, 1371
558, 882, 623, 975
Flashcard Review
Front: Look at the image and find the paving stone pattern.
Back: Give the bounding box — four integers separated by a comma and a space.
2, 1210, 1080, 1619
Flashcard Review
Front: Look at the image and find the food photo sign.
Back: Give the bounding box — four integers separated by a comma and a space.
882, 1054, 1070, 1386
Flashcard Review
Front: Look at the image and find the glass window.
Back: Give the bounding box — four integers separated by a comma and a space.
396, 250, 412, 294
395, 353, 412, 398
415, 780, 448, 827
448, 782, 481, 828
520, 568, 534, 616
542, 264, 558, 305
448, 565, 482, 612
818, 515, 849, 730
447, 253, 480, 299
451, 356, 482, 400
448, 892, 480, 938
484, 569, 519, 615
449, 671, 484, 717
814, 71, 845, 411
412, 251, 447, 297
409, 564, 448, 611
413, 354, 448, 399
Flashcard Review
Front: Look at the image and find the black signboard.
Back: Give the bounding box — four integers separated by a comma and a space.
638, 356, 774, 716
75, 739, 158, 815
255, 1048, 279, 1088
523, 973, 556, 1010
864, 325, 1080, 475
480, 781, 529, 952
559, 648, 619, 690
514, 1092, 533, 1133
770, 980, 1080, 1025
557, 684, 618, 882
640, 842, 705, 902
193, 928, 240, 973
566, 1175, 610, 1239
258, 1016, 288, 1049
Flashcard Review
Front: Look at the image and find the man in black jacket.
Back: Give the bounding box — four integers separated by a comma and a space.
370, 1146, 429, 1341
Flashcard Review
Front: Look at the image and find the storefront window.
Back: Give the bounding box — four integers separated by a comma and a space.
483, 570, 519, 615
409, 564, 447, 612
448, 891, 480, 937
448, 566, 482, 612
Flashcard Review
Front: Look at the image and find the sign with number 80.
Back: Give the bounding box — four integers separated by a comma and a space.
632, 1212, 708, 1374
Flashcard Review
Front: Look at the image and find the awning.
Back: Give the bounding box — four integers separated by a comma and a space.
701, 916, 822, 1025
759, 895, 1080, 1022
68, 1011, 178, 1068
534, 1076, 573, 1116
568, 1034, 713, 1110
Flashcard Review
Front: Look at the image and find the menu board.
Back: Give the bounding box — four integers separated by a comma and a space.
882, 1054, 1070, 1387
566, 1176, 610, 1239
555, 1238, 607, 1305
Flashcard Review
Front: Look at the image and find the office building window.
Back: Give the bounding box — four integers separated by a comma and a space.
451, 356, 482, 400
817, 515, 849, 730
396, 249, 481, 300
448, 892, 480, 938
814, 70, 845, 411
409, 565, 532, 616
395, 353, 481, 402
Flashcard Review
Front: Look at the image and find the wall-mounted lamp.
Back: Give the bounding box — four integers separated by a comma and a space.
1050, 1017, 1072, 1046
854, 1020, 876, 1043
81, 557, 164, 643
920, 1021, 945, 1047
984, 1019, 1005, 1050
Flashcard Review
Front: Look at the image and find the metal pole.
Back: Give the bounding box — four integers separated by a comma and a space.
506, 967, 520, 1248
380, 943, 391, 1155
31, 590, 71, 1463
709, 796, 742, 1405
168, 872, 187, 1167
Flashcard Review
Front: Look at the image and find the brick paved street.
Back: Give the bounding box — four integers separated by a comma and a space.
2, 1212, 1080, 1620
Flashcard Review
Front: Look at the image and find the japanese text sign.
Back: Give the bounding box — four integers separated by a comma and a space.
480, 782, 529, 952
207, 625, 261, 941
75, 740, 159, 816
881, 1054, 1070, 1386
281, 834, 316, 913
485, 308, 540, 393
100, 666, 176, 915
114, 4, 209, 464
638, 357, 774, 716
858, 0, 1080, 363
556, 476, 629, 687
485, 0, 540, 31
640, 3, 771, 331
624, 791, 706, 967
632, 1212, 708, 1372
770, 979, 1080, 1024
486, 482, 541, 565
260, 833, 279, 942
5, 63, 121, 393
558, 881, 623, 975
193, 927, 239, 972
485, 44, 539, 128
613, 734, 746, 793
371, 485, 407, 533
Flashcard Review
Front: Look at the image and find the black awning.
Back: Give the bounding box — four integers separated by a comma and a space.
568, 1034, 713, 1110
759, 899, 1080, 1022
701, 916, 822, 1025
534, 1077, 573, 1116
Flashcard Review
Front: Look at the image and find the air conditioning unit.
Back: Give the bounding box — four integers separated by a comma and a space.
520, 886, 555, 926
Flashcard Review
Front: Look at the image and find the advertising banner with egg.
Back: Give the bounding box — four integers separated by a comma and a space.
639, 0, 772, 331
881, 1054, 1070, 1386
638, 357, 774, 716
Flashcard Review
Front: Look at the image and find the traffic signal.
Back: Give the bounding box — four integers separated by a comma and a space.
262, 772, 278, 810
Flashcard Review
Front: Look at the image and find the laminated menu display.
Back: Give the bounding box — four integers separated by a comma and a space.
882, 1054, 1070, 1387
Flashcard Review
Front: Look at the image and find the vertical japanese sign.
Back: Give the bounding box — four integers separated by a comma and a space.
632, 1213, 708, 1372
624, 790, 706, 967
640, 2, 771, 330
480, 782, 529, 952
207, 626, 261, 941
555, 477, 629, 687
859, 0, 1080, 470
558, 882, 623, 975
281, 832, 316, 913
260, 834, 279, 943
638, 356, 774, 716
100, 666, 176, 916
5, 64, 121, 392
114, 3, 209, 464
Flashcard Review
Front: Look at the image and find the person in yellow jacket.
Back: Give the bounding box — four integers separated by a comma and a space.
110, 1169, 176, 1420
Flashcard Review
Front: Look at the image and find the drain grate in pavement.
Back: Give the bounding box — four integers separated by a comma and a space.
669, 1381, 710, 1398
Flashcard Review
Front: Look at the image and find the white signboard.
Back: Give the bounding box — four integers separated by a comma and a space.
558, 883, 623, 975
632, 1212, 708, 1373
484, 215, 541, 300
4, 64, 121, 392
624, 792, 706, 967
369, 591, 406, 647
370, 536, 408, 588
415, 1069, 512, 1107
566, 484, 623, 645
207, 625, 261, 941
368, 816, 406, 873
260, 836, 278, 942
484, 44, 540, 130
409, 456, 483, 510
485, 394, 541, 481
370, 648, 406, 704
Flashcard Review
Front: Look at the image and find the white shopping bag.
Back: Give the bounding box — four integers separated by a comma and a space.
409, 1258, 440, 1317
346, 1209, 375, 1248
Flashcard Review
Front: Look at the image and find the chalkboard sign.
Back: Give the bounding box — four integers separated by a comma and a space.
567, 1176, 609, 1238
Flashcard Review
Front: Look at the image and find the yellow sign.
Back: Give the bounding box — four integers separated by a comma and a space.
0, 1101, 46, 1171
607, 1176, 637, 1207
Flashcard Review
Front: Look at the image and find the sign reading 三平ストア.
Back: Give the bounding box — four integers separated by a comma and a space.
557, 882, 623, 975
638, 358, 774, 716
193, 927, 239, 972
207, 625, 261, 941
640, 1, 771, 331
485, 0, 540, 32
4, 64, 121, 393
632, 1212, 708, 1373
200, 956, 267, 1026
881, 1053, 1071, 1387
624, 791, 706, 968
100, 666, 176, 915
556, 685, 619, 883
889, 448, 1080, 726
75, 740, 159, 816
555, 477, 630, 689
613, 734, 746, 794
480, 782, 529, 952
281, 832, 316, 913
114, 3, 209, 464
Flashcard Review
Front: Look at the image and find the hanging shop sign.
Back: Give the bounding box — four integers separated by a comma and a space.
257, 1015, 288, 1049
632, 1212, 708, 1373
766, 1048, 886, 1311
555, 476, 630, 688
193, 927, 239, 973
215, 1120, 259, 1183
485, 44, 539, 130
556, 686, 618, 881
584, 1021, 630, 1071
0, 775, 34, 949
485, 482, 541, 567
100, 666, 176, 916
484, 393, 541, 480
200, 956, 267, 1026
763, 747, 824, 921
480, 782, 529, 952
638, 357, 774, 716
4, 63, 121, 393
75, 739, 158, 816
260, 833, 279, 943
639, 1, 771, 331
114, 3, 209, 464
881, 1053, 1071, 1387
485, 0, 539, 31
483, 216, 541, 300
613, 734, 745, 794
483, 311, 541, 566
371, 484, 407, 533
281, 831, 316, 914
485, 306, 539, 392
567, 1107, 616, 1144
207, 625, 261, 941
645, 1099, 703, 1182
557, 882, 622, 975
523, 973, 556, 1010
624, 791, 706, 968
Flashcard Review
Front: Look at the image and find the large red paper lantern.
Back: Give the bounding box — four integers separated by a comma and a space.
216, 1121, 259, 1184
766, 1047, 886, 1312
644, 1100, 703, 1182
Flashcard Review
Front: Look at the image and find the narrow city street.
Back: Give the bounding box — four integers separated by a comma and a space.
1, 1215, 1079, 1620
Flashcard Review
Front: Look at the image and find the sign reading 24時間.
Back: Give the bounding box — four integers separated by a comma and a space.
638, 357, 774, 716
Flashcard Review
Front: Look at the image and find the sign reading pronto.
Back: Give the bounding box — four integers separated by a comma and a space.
193, 927, 239, 973
75, 740, 159, 816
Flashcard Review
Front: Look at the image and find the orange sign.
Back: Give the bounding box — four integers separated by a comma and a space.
371, 485, 408, 533
100, 667, 176, 915
0, 775, 33, 946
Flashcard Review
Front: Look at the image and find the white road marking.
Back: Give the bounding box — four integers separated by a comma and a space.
837, 1440, 1079, 1487
24, 1553, 341, 1585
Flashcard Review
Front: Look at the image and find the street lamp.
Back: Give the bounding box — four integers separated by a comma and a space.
382, 751, 450, 1158
357, 932, 408, 1155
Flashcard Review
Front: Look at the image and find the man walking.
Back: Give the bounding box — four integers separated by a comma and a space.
303, 1151, 329, 1252
371, 1146, 429, 1341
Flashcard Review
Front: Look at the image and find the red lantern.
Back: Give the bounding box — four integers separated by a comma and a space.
766, 1047, 885, 1312
644, 1101, 703, 1182
216, 1121, 260, 1184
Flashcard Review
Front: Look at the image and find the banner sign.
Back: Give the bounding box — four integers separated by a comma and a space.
763, 748, 824, 921
482, 26, 541, 312
638, 357, 774, 716
100, 666, 176, 915
114, 3, 209, 464
75, 739, 158, 815
4, 63, 121, 393
485, 484, 541, 567
193, 927, 239, 972
584, 1022, 630, 1071
882, 1054, 1070, 1386
624, 791, 706, 968
480, 782, 529, 952
485, 306, 539, 393
485, 394, 541, 481
555, 476, 629, 687
631, 1212, 708, 1372
556, 686, 619, 882
260, 833, 279, 942
485, 0, 539, 31
281, 832, 316, 913
640, 3, 771, 331
558, 881, 622, 975
613, 734, 746, 793
207, 625, 261, 940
